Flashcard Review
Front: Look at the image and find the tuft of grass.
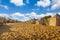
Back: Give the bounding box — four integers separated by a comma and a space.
0, 22, 60, 40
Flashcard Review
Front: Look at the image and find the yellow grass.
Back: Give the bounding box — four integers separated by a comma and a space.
0, 22, 60, 40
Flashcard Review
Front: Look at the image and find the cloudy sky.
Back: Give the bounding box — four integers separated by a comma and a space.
0, 0, 60, 21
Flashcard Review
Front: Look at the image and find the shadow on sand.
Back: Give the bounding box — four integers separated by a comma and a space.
0, 25, 12, 34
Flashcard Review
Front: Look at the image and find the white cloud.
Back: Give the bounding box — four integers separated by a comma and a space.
11, 12, 27, 21
29, 12, 37, 19
25, 12, 56, 20
10, 0, 24, 6
0, 5, 9, 9
4, 6, 9, 9
36, 0, 51, 7
51, 4, 58, 10
40, 13, 56, 17
24, 13, 30, 16
30, 12, 36, 16
0, 12, 59, 21
46, 13, 55, 17
20, 17, 30, 21
12, 12, 25, 17
11, 12, 42, 21
39, 14, 45, 17
29, 12, 41, 19
0, 13, 9, 18
51, 0, 60, 10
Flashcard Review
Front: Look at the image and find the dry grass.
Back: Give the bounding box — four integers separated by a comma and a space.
0, 22, 60, 40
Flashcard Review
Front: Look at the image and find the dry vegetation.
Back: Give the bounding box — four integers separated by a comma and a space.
0, 22, 60, 40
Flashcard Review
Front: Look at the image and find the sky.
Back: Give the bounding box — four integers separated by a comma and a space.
0, 0, 60, 21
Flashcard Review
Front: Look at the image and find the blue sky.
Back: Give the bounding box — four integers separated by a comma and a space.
0, 0, 60, 21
